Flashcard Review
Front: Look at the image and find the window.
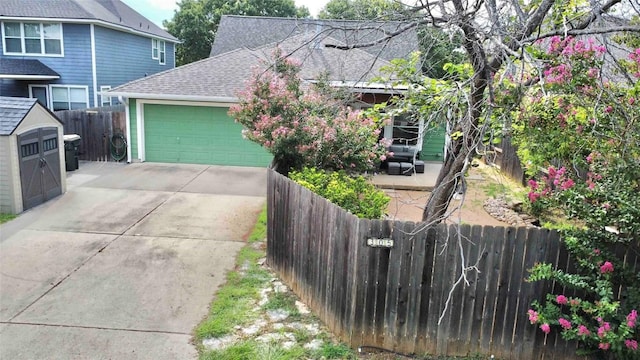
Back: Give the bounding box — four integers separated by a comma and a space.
29, 85, 49, 108
51, 86, 88, 111
2, 22, 62, 55
152, 38, 165, 64
152, 38, 159, 59
100, 86, 112, 106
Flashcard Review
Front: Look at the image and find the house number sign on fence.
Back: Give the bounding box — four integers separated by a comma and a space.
366, 238, 394, 248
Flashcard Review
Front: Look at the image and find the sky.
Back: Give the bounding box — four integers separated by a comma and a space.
121, 0, 330, 28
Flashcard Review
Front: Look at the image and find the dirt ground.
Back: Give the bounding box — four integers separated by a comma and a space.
384, 164, 521, 226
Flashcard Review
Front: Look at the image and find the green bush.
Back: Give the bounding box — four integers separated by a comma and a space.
289, 168, 389, 219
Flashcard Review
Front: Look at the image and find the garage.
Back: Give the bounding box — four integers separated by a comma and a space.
0, 97, 66, 214
133, 102, 272, 166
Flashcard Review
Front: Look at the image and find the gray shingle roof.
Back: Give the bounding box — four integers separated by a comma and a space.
0, 0, 177, 41
0, 97, 37, 135
109, 33, 394, 99
211, 15, 418, 62
0, 59, 60, 77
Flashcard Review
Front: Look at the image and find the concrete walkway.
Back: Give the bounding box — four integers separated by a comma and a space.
0, 162, 267, 359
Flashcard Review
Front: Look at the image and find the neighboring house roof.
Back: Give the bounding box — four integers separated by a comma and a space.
0, 0, 178, 42
0, 59, 60, 80
211, 15, 419, 63
108, 33, 395, 101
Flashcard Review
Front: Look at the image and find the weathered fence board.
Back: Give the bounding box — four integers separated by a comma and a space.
486, 136, 526, 185
267, 170, 637, 359
55, 107, 126, 162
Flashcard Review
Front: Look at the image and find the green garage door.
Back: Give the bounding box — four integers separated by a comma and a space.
143, 104, 272, 166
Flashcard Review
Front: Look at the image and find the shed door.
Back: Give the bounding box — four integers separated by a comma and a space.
18, 127, 62, 211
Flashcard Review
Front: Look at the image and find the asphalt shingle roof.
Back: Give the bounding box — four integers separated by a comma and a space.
109, 33, 394, 99
0, 0, 177, 41
0, 96, 37, 136
211, 15, 419, 62
0, 59, 60, 77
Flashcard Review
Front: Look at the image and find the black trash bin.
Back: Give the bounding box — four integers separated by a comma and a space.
63, 134, 81, 171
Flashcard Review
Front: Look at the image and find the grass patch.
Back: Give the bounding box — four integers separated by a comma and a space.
0, 213, 17, 224
317, 343, 357, 359
248, 206, 267, 243
202, 340, 307, 360
195, 207, 271, 341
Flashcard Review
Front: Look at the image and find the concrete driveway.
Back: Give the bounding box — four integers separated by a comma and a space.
0, 162, 267, 359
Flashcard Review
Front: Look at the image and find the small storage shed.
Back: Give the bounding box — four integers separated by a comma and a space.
0, 96, 66, 214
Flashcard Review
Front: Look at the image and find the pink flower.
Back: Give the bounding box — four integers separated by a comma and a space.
593, 249, 601, 255
604, 105, 613, 113
560, 178, 575, 190
528, 179, 538, 190
528, 309, 539, 324
626, 339, 638, 351
380, 155, 387, 161
528, 191, 541, 203
600, 261, 614, 274
628, 310, 638, 328
556, 295, 568, 305
540, 323, 551, 334
630, 97, 636, 105
599, 342, 610, 350
570, 299, 580, 306
578, 325, 590, 336
598, 322, 611, 338
559, 318, 572, 330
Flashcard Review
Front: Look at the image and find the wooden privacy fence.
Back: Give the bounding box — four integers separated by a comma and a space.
55, 106, 126, 162
486, 136, 526, 185
267, 170, 636, 359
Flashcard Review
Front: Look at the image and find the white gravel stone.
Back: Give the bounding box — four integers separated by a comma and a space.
304, 339, 324, 350
202, 334, 238, 350
272, 323, 285, 330
242, 319, 267, 336
295, 300, 310, 314
267, 309, 290, 321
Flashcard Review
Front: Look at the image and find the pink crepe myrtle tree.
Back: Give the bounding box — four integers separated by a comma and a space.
229, 50, 391, 174
518, 36, 640, 358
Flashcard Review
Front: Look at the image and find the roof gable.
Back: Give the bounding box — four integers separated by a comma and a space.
0, 0, 178, 41
211, 15, 418, 62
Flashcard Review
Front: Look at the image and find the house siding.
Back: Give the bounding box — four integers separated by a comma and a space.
95, 26, 174, 93
0, 23, 94, 104
0, 135, 19, 214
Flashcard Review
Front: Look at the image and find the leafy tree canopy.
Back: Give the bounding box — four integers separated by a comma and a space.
318, 0, 405, 20
164, 0, 309, 66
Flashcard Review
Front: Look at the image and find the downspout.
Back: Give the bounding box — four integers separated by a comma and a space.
123, 97, 132, 163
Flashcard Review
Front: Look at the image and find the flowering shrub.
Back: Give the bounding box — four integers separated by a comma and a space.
289, 167, 389, 219
229, 50, 391, 173
516, 37, 640, 358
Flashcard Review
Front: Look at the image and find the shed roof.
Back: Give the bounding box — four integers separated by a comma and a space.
0, 96, 61, 136
0, 0, 178, 41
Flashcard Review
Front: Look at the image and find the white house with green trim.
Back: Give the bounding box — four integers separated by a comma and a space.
107, 16, 446, 167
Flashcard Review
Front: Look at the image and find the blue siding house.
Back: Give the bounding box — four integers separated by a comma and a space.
0, 0, 178, 110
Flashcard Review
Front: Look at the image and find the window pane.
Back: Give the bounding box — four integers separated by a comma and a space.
44, 39, 61, 54
4, 22, 21, 37
52, 87, 68, 102
70, 102, 86, 110
31, 87, 48, 106
153, 48, 158, 58
43, 23, 61, 39
69, 88, 86, 103
52, 101, 69, 111
5, 38, 22, 53
160, 50, 165, 64
25, 38, 42, 53
24, 23, 40, 38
